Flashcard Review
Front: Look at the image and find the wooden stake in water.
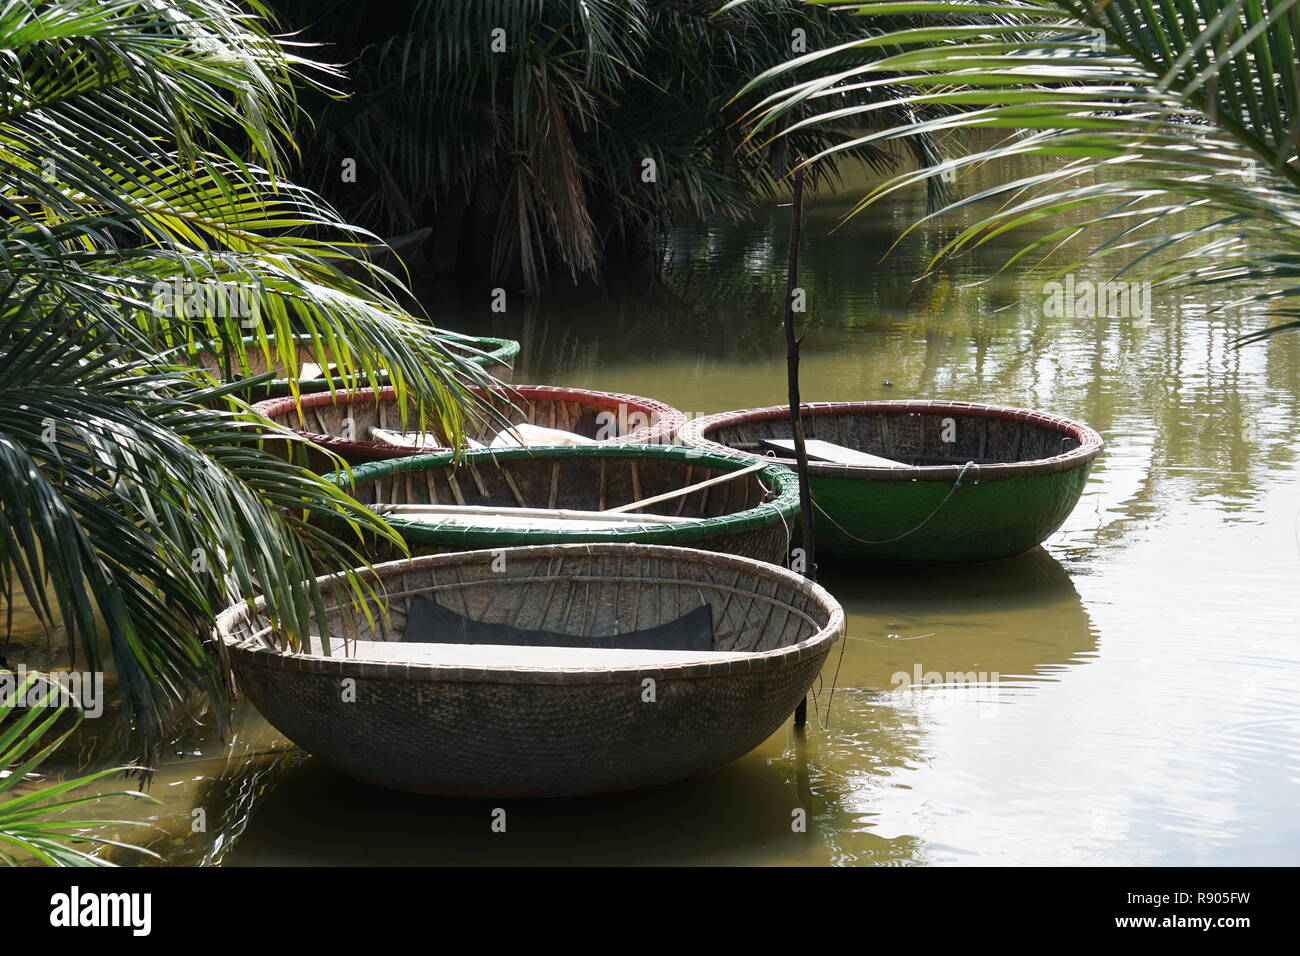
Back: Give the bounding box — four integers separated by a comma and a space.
784, 166, 816, 729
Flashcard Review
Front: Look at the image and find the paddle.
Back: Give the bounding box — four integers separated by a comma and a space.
368, 460, 768, 527
375, 503, 690, 526
601, 460, 769, 514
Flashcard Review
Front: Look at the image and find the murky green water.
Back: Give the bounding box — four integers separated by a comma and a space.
35, 159, 1300, 866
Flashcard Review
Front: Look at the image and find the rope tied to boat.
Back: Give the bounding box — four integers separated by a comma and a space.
812, 460, 978, 546
802, 461, 976, 730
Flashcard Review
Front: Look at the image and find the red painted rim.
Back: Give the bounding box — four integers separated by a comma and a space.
676, 400, 1103, 481
253, 384, 687, 457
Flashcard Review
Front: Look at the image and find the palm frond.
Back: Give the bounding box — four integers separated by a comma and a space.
736, 0, 1300, 342
1, 0, 491, 424
0, 291, 407, 749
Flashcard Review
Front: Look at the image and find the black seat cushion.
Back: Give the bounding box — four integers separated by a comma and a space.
403, 596, 715, 652
570, 410, 602, 439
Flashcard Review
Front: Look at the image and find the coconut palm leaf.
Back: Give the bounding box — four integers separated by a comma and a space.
0, 0, 496, 417
734, 0, 1300, 342
1, 670, 155, 866
0, 291, 405, 749
0, 291, 404, 749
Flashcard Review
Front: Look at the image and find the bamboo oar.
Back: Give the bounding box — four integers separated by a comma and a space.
370, 460, 768, 525
602, 460, 769, 514
374, 503, 690, 525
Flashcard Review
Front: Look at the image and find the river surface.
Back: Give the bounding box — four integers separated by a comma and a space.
32, 159, 1300, 866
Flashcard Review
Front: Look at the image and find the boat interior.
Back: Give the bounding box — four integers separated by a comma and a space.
262, 390, 663, 446
233, 554, 827, 659
711, 408, 1082, 467
347, 454, 782, 522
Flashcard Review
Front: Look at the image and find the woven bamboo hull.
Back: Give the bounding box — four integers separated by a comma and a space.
192, 331, 519, 399
327, 445, 800, 565
676, 400, 1103, 563
216, 544, 845, 797
230, 649, 828, 797
255, 384, 686, 464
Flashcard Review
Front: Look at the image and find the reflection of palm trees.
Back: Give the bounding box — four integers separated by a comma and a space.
188, 749, 301, 867
78, 703, 292, 865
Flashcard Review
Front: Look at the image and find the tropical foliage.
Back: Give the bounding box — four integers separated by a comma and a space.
0, 0, 489, 752
1, 670, 152, 866
269, 0, 944, 289
735, 0, 1300, 342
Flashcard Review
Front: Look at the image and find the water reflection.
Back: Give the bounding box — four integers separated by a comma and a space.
819, 546, 1097, 691
75, 706, 292, 866
224, 742, 837, 867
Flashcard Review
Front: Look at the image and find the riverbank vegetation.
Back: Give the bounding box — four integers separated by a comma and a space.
267, 0, 944, 290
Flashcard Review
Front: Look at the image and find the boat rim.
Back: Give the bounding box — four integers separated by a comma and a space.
677, 400, 1104, 481
214, 543, 845, 683
253, 383, 688, 451
321, 443, 801, 543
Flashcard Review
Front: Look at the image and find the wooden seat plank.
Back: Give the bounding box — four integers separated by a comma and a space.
759, 437, 905, 467
307, 637, 747, 668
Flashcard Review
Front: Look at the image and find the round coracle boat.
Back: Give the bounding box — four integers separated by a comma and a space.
216, 543, 845, 798
676, 400, 1103, 563
190, 330, 518, 398
254, 383, 686, 463
325, 444, 800, 565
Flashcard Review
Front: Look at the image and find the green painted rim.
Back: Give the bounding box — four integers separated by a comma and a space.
324, 444, 801, 548
186, 330, 519, 394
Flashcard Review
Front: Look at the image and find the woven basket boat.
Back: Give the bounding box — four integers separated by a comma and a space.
254, 384, 686, 464
215, 543, 844, 798
189, 330, 519, 399
325, 444, 799, 564
677, 400, 1103, 563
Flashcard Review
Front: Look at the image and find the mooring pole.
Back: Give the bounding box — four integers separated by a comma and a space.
784, 166, 816, 729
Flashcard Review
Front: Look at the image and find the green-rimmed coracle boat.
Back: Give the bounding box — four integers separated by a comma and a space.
325, 444, 800, 565
676, 400, 1103, 563
254, 384, 685, 464
190, 330, 519, 398
215, 543, 845, 798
